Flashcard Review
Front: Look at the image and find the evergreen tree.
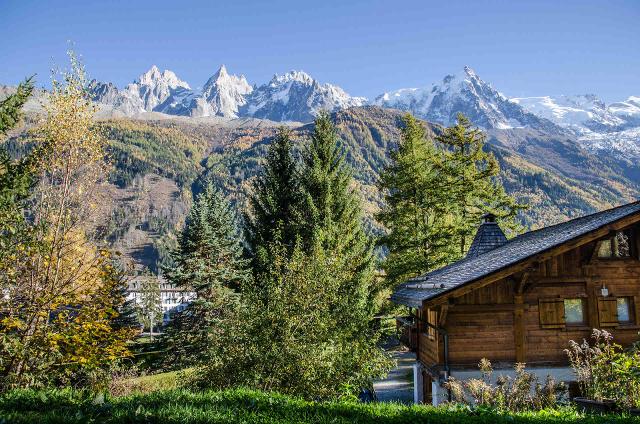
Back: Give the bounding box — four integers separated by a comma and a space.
0, 78, 36, 252
246, 127, 302, 266
161, 181, 250, 367
377, 114, 457, 287
194, 238, 391, 399
0, 77, 33, 134
298, 111, 377, 329
437, 113, 525, 256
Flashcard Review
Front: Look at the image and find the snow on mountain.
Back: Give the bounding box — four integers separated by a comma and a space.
579, 127, 640, 156
88, 65, 195, 116
197, 65, 253, 118
608, 96, 640, 126
242, 70, 367, 122
81, 64, 639, 160
125, 65, 194, 115
511, 94, 625, 133
373, 66, 557, 132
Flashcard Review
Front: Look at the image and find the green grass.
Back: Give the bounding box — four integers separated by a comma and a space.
1, 388, 638, 424
117, 370, 184, 393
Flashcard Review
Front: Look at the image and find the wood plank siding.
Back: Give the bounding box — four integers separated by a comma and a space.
415, 222, 640, 371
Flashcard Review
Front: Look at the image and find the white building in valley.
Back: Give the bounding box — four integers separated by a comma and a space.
127, 275, 195, 324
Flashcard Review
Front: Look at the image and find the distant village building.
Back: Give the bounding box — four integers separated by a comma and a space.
391, 202, 640, 405
127, 275, 195, 324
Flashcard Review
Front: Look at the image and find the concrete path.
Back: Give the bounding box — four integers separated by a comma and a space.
373, 350, 415, 404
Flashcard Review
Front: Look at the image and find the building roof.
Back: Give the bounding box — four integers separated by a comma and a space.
466, 213, 508, 258
390, 201, 640, 308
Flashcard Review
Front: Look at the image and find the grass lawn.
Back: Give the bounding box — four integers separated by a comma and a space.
1, 388, 639, 424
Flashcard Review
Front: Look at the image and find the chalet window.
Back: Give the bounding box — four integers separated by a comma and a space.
617, 297, 634, 324
539, 298, 587, 328
427, 309, 437, 340
564, 298, 586, 325
597, 231, 632, 258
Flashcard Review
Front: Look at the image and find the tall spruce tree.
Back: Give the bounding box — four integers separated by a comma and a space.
377, 114, 458, 287
246, 127, 302, 266
437, 113, 525, 256
299, 111, 376, 322
160, 182, 250, 367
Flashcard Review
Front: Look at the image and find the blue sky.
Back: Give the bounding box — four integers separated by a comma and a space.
1, 0, 638, 102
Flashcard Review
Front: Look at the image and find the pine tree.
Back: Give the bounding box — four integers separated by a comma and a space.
377, 114, 458, 286
437, 113, 525, 256
160, 181, 250, 367
298, 111, 377, 327
246, 127, 302, 266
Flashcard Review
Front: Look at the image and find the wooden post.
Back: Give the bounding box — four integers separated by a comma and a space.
514, 272, 528, 363
514, 293, 525, 363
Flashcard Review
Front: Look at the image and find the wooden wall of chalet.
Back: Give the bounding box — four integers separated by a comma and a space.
418, 224, 640, 370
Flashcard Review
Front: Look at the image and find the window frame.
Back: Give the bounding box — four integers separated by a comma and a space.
563, 298, 587, 326
616, 296, 635, 325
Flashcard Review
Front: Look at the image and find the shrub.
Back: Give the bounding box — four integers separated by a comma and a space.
566, 329, 640, 409
445, 358, 567, 412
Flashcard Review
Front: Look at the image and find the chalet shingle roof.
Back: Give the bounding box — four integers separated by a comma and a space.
390, 201, 640, 308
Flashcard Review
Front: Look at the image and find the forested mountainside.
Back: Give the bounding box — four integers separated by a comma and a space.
4, 106, 638, 274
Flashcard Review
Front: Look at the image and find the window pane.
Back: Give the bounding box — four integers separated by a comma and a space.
598, 239, 612, 258
564, 299, 584, 324
617, 297, 631, 322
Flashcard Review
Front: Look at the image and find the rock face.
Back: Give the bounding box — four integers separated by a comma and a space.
242, 70, 367, 122
126, 65, 195, 115
197, 65, 253, 118
373, 66, 560, 132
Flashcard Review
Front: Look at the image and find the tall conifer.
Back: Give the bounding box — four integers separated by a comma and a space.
377, 114, 457, 287
246, 127, 302, 266
437, 113, 525, 256
299, 111, 376, 322
161, 182, 249, 366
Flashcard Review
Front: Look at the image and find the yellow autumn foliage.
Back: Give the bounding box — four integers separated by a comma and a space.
0, 52, 135, 390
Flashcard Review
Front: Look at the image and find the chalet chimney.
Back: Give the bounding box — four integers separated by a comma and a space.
466, 213, 507, 258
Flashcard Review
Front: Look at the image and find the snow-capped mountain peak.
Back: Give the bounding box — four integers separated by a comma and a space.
608, 96, 640, 124
270, 70, 314, 86
374, 66, 552, 131
120, 66, 195, 114
242, 70, 366, 122
197, 65, 253, 117
137, 65, 190, 90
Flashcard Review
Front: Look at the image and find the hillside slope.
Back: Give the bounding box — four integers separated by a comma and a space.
5, 106, 638, 273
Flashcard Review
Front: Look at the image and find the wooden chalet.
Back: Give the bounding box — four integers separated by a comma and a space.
391, 202, 640, 404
